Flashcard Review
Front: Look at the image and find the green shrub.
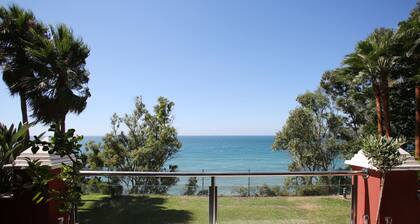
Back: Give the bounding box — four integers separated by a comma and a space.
197, 189, 208, 196
233, 186, 249, 197
183, 177, 198, 195
257, 184, 278, 197
295, 185, 329, 196
361, 135, 406, 173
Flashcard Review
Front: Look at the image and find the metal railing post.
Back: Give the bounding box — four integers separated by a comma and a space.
202, 169, 205, 192
248, 169, 251, 197
209, 176, 217, 224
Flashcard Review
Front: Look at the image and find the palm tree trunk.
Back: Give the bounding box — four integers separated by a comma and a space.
380, 74, 391, 139
373, 82, 384, 136
60, 115, 66, 133
416, 86, 420, 160
19, 91, 30, 141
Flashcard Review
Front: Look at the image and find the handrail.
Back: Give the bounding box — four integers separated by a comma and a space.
78, 170, 367, 177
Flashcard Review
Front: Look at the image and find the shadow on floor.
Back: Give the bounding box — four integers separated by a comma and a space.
78, 195, 193, 224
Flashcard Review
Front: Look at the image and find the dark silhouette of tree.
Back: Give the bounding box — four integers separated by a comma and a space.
26, 24, 90, 133
0, 5, 46, 139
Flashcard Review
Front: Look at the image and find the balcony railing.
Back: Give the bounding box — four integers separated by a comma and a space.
78, 170, 368, 224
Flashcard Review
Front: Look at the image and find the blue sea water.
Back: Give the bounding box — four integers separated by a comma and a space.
167, 136, 290, 172
81, 136, 341, 195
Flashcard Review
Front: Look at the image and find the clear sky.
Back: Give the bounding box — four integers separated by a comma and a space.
0, 0, 417, 136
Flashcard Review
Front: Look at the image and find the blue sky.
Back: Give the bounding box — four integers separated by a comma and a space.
0, 0, 417, 136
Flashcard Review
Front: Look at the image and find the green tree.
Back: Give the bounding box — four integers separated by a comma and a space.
321, 68, 374, 136
25, 24, 90, 133
273, 90, 351, 194
0, 5, 46, 139
321, 54, 416, 154
88, 96, 182, 194
84, 141, 104, 170
343, 28, 398, 139
321, 68, 379, 158
396, 4, 420, 159
272, 90, 348, 173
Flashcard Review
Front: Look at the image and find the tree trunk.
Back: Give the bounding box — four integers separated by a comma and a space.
373, 82, 384, 136
380, 74, 391, 139
416, 86, 420, 160
376, 175, 386, 224
60, 115, 66, 133
19, 91, 30, 141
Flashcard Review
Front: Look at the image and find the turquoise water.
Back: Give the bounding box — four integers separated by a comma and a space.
81, 136, 340, 195
167, 136, 290, 172
82, 136, 290, 172
166, 136, 290, 194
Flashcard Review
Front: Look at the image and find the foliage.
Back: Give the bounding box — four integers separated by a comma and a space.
25, 159, 55, 203
361, 135, 407, 173
273, 90, 348, 172
0, 122, 84, 212
256, 184, 282, 197
82, 177, 107, 194
25, 24, 90, 133
0, 123, 29, 193
31, 125, 85, 212
183, 177, 198, 195
0, 4, 91, 136
294, 184, 330, 196
233, 186, 250, 197
397, 3, 420, 79
342, 28, 399, 138
196, 189, 209, 196
85, 96, 182, 194
84, 141, 104, 170
343, 28, 398, 82
0, 3, 89, 213
321, 69, 374, 135
314, 5, 420, 168
0, 5, 47, 134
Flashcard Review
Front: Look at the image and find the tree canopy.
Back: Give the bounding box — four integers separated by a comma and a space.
85, 97, 182, 194
0, 5, 46, 139
273, 90, 347, 172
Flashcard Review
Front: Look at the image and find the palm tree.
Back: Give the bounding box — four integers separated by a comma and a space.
0, 5, 46, 139
26, 24, 90, 133
343, 28, 398, 139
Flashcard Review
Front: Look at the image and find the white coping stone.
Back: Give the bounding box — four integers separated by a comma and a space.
345, 148, 420, 171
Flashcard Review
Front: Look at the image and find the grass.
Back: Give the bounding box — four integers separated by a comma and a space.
78, 194, 350, 224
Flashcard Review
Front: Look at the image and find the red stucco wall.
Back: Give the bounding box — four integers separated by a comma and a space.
47, 168, 71, 224
353, 166, 420, 224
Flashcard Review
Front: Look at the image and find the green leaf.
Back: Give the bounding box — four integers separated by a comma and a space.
32, 192, 41, 201
11, 124, 27, 143
35, 196, 44, 204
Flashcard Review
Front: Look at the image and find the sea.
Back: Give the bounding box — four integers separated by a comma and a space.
81, 136, 343, 195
